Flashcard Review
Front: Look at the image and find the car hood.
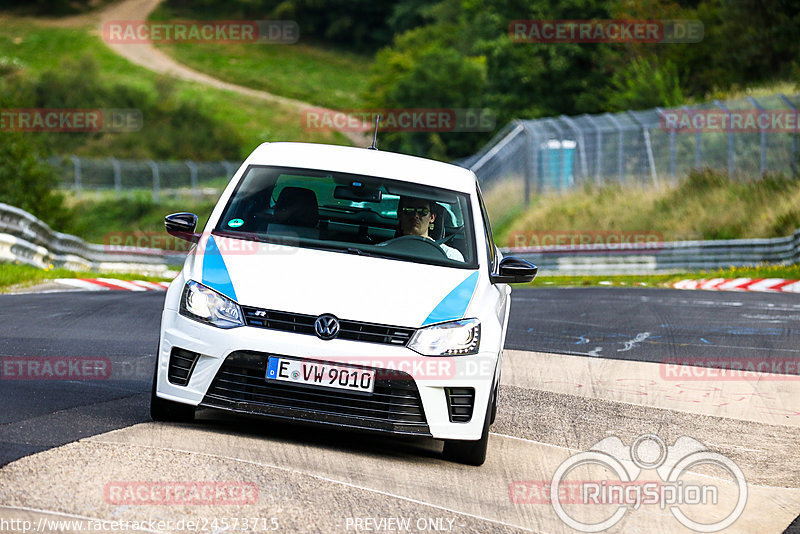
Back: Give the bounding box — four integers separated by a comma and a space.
187, 234, 480, 328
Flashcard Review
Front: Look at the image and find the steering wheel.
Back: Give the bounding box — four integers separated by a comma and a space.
377, 235, 449, 258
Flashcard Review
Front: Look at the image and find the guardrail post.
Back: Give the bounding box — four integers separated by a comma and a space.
69, 155, 81, 196
779, 94, 798, 176
109, 158, 122, 197
185, 160, 199, 199
146, 160, 160, 202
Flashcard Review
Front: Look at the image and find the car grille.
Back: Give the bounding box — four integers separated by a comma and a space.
240, 306, 415, 346
167, 348, 201, 386
444, 387, 475, 423
200, 351, 429, 435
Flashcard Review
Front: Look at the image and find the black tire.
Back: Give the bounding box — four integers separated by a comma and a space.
442, 382, 495, 466
150, 364, 195, 423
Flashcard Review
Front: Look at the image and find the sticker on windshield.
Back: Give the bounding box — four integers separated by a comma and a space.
227, 218, 244, 228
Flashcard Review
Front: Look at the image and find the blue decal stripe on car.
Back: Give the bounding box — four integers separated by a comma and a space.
422, 271, 480, 326
201, 235, 238, 301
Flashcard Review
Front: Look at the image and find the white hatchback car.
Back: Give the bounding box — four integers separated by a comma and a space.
151, 142, 536, 465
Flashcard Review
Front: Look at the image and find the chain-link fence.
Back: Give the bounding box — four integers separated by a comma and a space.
462, 93, 800, 204
49, 156, 241, 201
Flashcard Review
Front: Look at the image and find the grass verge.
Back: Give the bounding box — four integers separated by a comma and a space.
485, 169, 800, 247
0, 262, 172, 293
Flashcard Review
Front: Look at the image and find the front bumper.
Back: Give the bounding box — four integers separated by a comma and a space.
155, 310, 498, 440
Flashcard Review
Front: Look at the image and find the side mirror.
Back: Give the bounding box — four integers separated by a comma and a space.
165, 212, 200, 243
490, 256, 538, 284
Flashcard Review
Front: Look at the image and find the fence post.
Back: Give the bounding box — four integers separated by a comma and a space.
146, 160, 160, 202
746, 96, 767, 175
779, 94, 798, 176
109, 158, 122, 198
657, 107, 677, 183
547, 119, 569, 191
185, 160, 199, 199
682, 106, 702, 169
584, 114, 602, 185
714, 100, 735, 178
69, 155, 82, 196
522, 123, 532, 206
222, 161, 235, 180
605, 113, 624, 183
628, 111, 659, 187
560, 115, 587, 185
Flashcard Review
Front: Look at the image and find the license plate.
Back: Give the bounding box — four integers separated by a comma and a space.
266, 357, 375, 393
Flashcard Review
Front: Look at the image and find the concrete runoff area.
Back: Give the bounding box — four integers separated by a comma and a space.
0, 350, 798, 533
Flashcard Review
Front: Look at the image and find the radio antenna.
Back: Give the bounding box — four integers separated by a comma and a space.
367, 115, 381, 150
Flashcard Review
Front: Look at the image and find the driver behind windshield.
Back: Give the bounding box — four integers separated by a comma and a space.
397, 196, 464, 261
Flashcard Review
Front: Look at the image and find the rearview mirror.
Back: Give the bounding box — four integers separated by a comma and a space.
490, 256, 537, 284
334, 184, 382, 202
165, 212, 201, 243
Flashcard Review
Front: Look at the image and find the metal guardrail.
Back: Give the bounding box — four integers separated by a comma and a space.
0, 203, 179, 275
503, 230, 800, 275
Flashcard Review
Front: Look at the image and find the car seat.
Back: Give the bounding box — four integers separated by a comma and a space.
268, 186, 320, 239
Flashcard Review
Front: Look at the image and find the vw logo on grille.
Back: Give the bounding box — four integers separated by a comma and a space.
314, 314, 340, 340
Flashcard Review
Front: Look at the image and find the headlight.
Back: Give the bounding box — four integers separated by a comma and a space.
407, 319, 480, 356
180, 280, 244, 328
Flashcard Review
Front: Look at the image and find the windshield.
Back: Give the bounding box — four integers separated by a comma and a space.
213, 165, 477, 268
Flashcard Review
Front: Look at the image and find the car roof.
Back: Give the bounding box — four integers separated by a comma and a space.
242, 142, 477, 194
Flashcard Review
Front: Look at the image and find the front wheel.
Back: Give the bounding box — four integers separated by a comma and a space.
442, 384, 495, 466
150, 364, 195, 423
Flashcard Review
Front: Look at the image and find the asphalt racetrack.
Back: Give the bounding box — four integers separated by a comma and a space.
0, 287, 798, 533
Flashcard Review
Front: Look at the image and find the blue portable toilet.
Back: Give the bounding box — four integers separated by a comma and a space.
539, 140, 576, 191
